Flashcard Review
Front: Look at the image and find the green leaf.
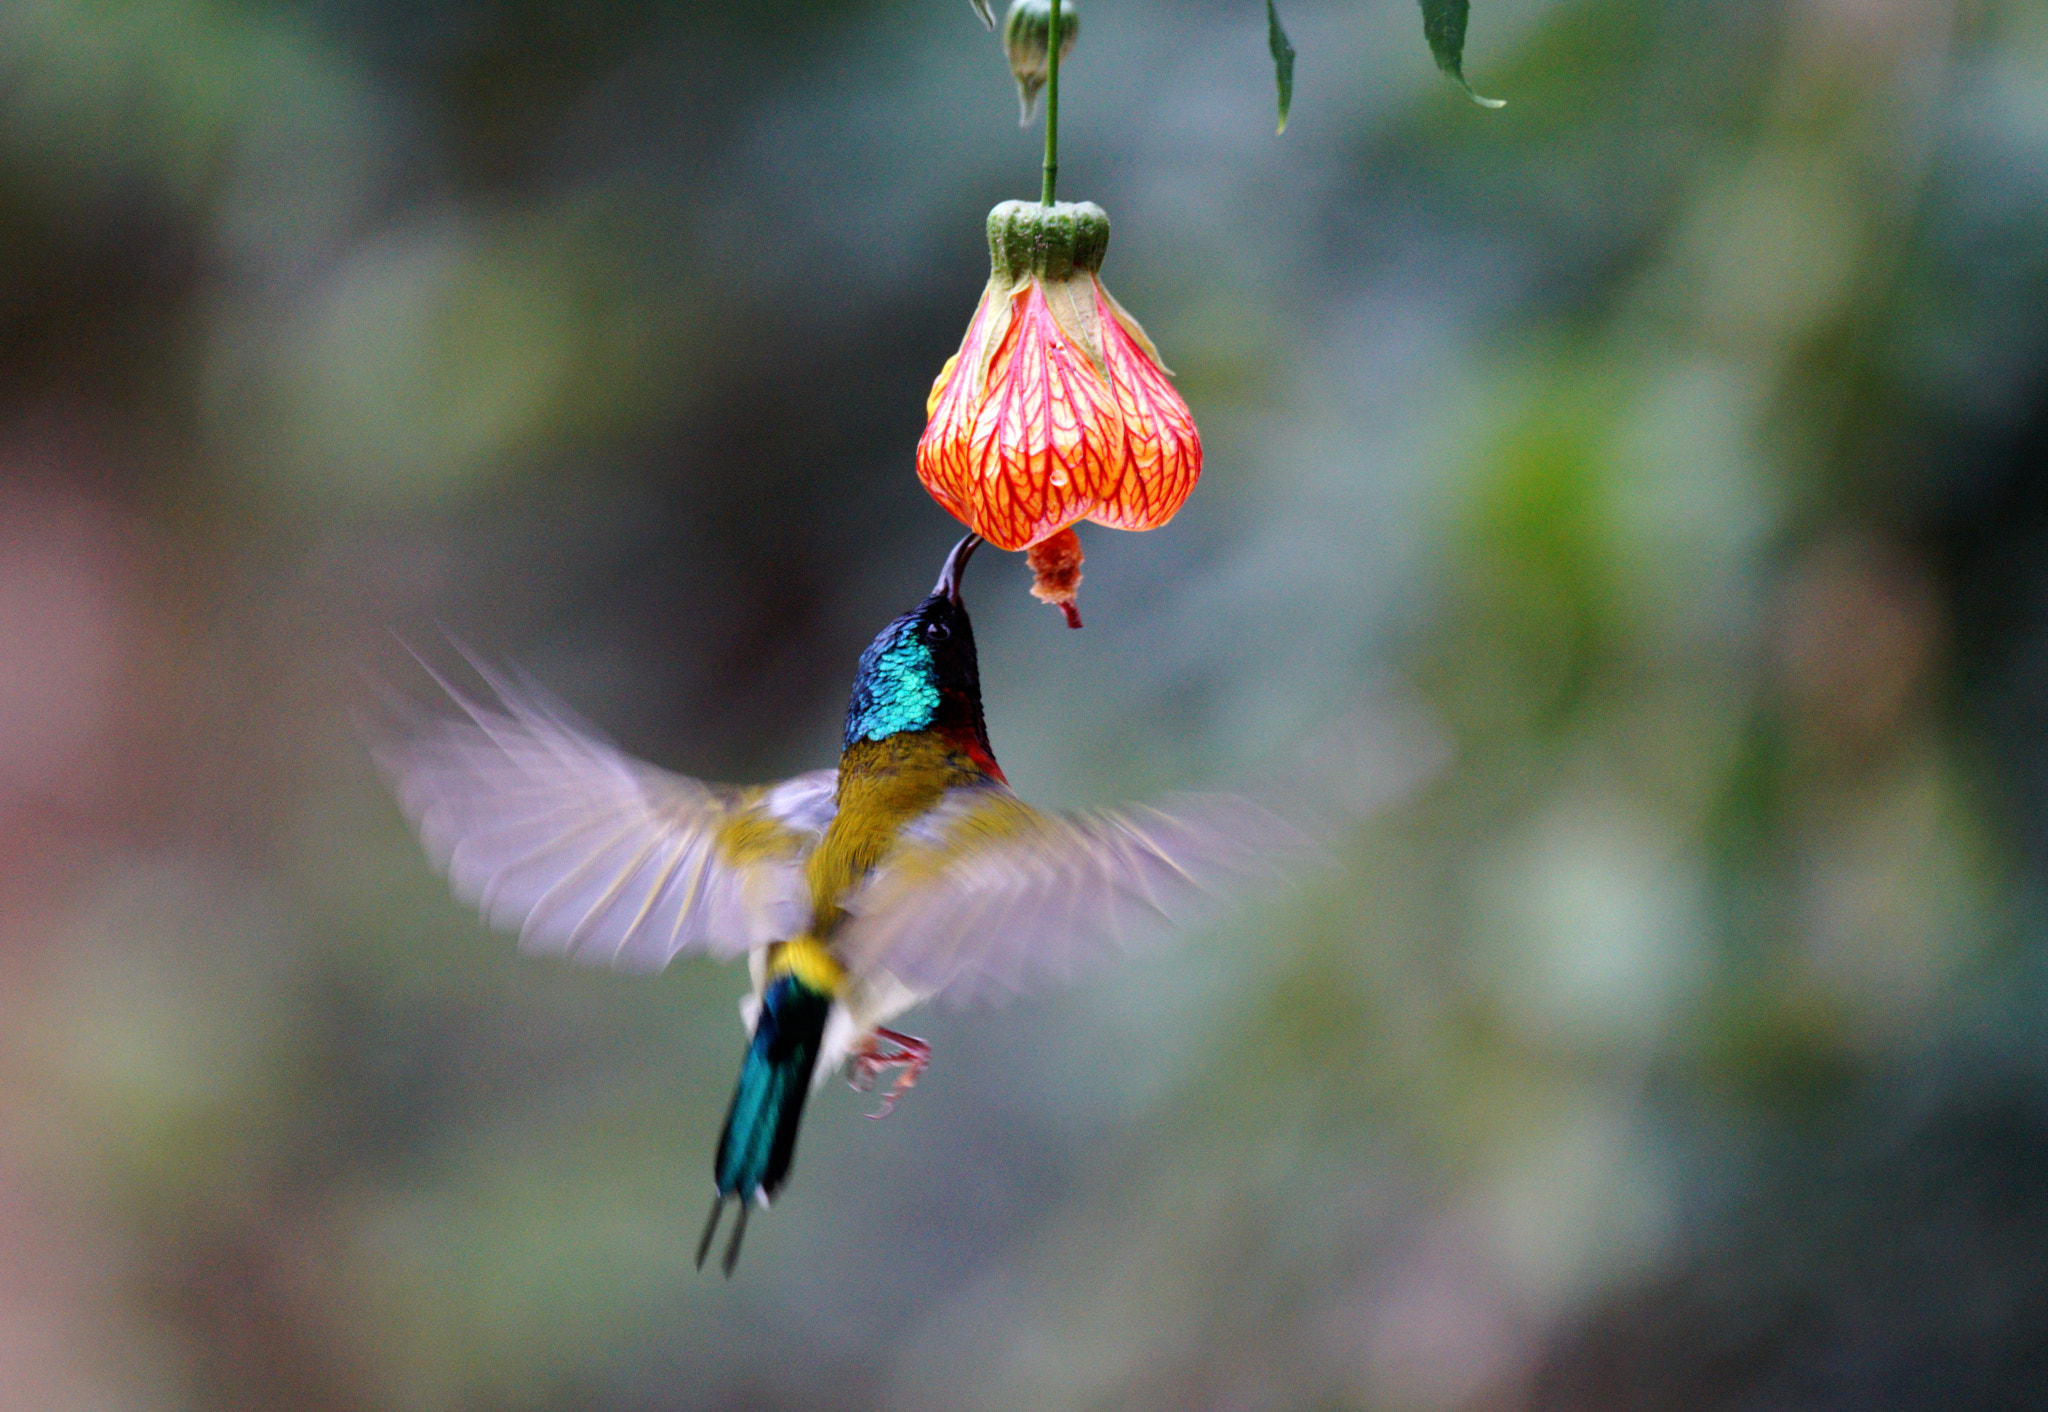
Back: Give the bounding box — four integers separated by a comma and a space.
1266, 0, 1296, 135
1418, 0, 1504, 108
968, 0, 994, 30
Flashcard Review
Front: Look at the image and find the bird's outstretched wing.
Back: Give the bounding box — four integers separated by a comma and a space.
835, 787, 1318, 1006
376, 656, 835, 970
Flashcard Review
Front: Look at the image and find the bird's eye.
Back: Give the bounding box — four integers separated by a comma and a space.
922, 619, 951, 643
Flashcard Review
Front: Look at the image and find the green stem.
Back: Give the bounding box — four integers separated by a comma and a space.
1041, 0, 1061, 205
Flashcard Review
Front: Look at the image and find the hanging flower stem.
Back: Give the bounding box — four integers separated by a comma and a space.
1041, 0, 1062, 204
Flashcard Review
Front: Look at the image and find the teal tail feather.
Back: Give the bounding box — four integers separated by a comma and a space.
696, 974, 832, 1275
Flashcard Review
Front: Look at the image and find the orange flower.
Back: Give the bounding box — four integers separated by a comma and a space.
917, 200, 1201, 626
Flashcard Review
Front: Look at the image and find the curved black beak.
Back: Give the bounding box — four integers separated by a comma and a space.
933, 533, 982, 604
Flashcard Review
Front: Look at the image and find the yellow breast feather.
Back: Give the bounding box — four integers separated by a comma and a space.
806, 734, 998, 929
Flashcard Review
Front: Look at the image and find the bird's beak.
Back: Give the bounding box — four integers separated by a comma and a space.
934, 533, 982, 604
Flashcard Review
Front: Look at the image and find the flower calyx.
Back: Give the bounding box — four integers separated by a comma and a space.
985, 198, 1109, 287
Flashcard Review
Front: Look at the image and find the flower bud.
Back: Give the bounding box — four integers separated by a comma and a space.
1004, 0, 1078, 126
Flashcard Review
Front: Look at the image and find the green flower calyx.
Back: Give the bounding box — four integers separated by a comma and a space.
986, 199, 1109, 287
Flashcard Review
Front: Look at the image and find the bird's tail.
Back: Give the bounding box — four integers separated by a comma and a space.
696, 970, 833, 1275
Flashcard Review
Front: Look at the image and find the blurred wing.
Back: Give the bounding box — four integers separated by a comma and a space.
376, 657, 834, 970
836, 787, 1316, 1006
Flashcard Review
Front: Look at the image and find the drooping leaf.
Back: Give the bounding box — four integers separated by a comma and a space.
1419, 0, 1504, 108
1266, 0, 1296, 135
968, 0, 994, 29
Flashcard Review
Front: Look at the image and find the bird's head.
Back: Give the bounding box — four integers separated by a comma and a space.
844, 535, 990, 750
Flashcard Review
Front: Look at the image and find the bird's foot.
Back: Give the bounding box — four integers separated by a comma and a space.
847, 1028, 929, 1119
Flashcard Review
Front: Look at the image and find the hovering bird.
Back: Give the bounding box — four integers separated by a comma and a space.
381, 534, 1329, 1274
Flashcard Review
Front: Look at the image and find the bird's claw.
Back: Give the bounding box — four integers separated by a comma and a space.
848, 1028, 929, 1119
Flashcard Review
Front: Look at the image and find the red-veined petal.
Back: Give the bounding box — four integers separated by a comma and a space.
1083, 277, 1201, 531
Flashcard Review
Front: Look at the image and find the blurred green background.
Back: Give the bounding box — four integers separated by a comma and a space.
4, 0, 2048, 1407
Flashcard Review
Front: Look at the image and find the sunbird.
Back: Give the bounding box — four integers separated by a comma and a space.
381, 534, 1321, 1274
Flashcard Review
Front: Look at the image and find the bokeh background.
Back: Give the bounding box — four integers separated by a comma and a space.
5, 0, 2048, 1407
